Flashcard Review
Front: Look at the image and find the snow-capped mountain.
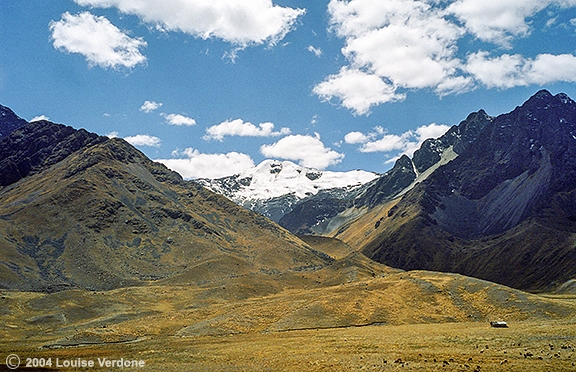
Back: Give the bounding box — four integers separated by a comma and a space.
196, 160, 378, 221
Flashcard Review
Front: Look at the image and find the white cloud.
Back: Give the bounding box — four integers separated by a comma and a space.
30, 115, 50, 122
307, 45, 323, 57
414, 123, 452, 141
340, 9, 464, 90
156, 148, 255, 179
316, 1, 467, 115
546, 17, 558, 28
527, 53, 576, 84
447, 0, 549, 45
140, 100, 162, 113
313, 67, 405, 115
346, 123, 451, 158
359, 134, 408, 153
204, 119, 291, 141
317, 0, 576, 114
466, 52, 576, 88
50, 11, 147, 69
163, 113, 197, 126
344, 131, 370, 144
106, 131, 119, 138
260, 134, 344, 169
74, 0, 305, 47
124, 134, 161, 147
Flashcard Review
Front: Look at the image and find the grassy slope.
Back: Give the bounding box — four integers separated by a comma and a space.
0, 138, 331, 291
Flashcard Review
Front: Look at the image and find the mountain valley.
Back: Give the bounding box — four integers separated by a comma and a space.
1, 93, 575, 371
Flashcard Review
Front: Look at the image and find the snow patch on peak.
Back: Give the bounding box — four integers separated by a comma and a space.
199, 159, 378, 201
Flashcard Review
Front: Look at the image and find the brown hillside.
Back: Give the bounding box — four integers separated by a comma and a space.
0, 135, 332, 292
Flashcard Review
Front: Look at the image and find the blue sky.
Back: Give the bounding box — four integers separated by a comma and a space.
2, 0, 576, 178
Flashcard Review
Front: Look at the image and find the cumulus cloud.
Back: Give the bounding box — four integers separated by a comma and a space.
447, 0, 550, 45
313, 67, 405, 115
414, 123, 452, 142
316, 0, 467, 115
260, 134, 344, 169
343, 131, 370, 144
124, 134, 161, 147
316, 0, 576, 115
156, 148, 255, 179
466, 52, 576, 88
50, 11, 147, 69
74, 0, 305, 47
345, 123, 450, 159
163, 113, 197, 126
140, 100, 162, 113
204, 119, 291, 141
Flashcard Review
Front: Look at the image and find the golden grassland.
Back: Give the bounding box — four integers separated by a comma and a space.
2, 317, 575, 371
1, 280, 575, 371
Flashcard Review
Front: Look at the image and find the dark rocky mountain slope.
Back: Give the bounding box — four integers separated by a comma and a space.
333, 90, 576, 291
279, 109, 492, 234
0, 119, 106, 186
0, 115, 332, 292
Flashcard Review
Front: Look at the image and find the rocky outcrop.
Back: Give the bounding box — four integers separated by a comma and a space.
0, 120, 106, 186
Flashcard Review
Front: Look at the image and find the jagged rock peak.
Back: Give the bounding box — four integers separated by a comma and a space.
395, 154, 413, 170
412, 109, 492, 173
0, 104, 28, 137
521, 89, 576, 111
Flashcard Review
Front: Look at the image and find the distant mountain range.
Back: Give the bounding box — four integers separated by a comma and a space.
279, 109, 493, 234
196, 109, 493, 233
1, 90, 575, 293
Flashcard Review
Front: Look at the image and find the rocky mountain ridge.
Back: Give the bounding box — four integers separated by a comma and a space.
0, 118, 106, 187
331, 90, 576, 290
0, 104, 27, 138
